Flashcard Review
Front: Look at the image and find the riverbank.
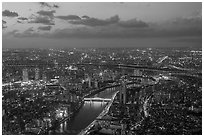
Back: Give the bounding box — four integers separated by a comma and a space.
78, 90, 119, 135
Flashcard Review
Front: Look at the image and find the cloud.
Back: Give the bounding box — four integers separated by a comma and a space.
53, 4, 59, 8
37, 10, 55, 19
38, 26, 52, 31
119, 19, 148, 28
2, 20, 7, 29
48, 26, 150, 39
7, 15, 201, 40
81, 15, 90, 19
17, 20, 23, 23
2, 26, 7, 29
69, 15, 119, 26
2, 10, 18, 17
39, 2, 52, 8
28, 10, 55, 25
17, 17, 28, 23
39, 2, 59, 9
2, 20, 6, 24
29, 16, 55, 25
50, 16, 201, 38
56, 15, 81, 20
26, 27, 34, 32
9, 28, 40, 38
18, 17, 28, 20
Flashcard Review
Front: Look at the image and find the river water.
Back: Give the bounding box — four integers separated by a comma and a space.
51, 87, 118, 135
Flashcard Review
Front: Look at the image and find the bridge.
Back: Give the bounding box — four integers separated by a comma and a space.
84, 97, 111, 102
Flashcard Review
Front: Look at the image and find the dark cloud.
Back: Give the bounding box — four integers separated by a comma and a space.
28, 10, 55, 25
17, 20, 23, 23
2, 20, 6, 24
39, 2, 52, 8
48, 26, 149, 39
26, 27, 34, 32
29, 16, 55, 25
81, 15, 90, 19
8, 15, 201, 41
53, 4, 59, 8
39, 2, 59, 9
2, 26, 7, 29
18, 17, 28, 20
49, 16, 201, 38
38, 26, 52, 31
2, 20, 7, 29
37, 10, 55, 19
9, 21, 201, 39
119, 19, 148, 28
2, 10, 18, 17
69, 15, 119, 26
56, 15, 81, 20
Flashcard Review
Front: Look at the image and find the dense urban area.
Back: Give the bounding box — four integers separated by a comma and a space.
2, 47, 202, 135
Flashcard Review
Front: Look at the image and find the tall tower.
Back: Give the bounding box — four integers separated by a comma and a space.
35, 68, 40, 80
22, 68, 28, 82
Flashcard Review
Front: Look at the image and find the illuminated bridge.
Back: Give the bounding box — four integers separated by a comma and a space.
84, 97, 111, 102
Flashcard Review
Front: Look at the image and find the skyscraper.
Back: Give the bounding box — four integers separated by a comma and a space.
35, 68, 40, 80
42, 73, 47, 82
54, 60, 58, 68
22, 68, 28, 82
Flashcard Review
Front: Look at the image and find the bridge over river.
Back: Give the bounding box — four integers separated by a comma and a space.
49, 86, 119, 135
84, 97, 111, 102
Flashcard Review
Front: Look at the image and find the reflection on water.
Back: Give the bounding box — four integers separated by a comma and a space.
53, 87, 118, 134
66, 101, 107, 130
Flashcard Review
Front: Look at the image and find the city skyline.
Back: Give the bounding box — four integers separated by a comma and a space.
2, 2, 202, 48
2, 2, 202, 135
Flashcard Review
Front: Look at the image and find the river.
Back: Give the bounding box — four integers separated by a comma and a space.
50, 87, 119, 135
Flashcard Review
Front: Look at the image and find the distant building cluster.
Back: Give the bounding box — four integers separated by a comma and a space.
2, 47, 202, 135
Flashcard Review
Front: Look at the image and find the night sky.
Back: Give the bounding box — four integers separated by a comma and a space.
2, 2, 202, 48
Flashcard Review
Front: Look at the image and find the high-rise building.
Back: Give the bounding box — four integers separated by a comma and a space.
54, 60, 58, 68
94, 81, 98, 88
22, 68, 28, 82
35, 68, 40, 80
85, 74, 92, 88
42, 73, 47, 82
88, 77, 91, 88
